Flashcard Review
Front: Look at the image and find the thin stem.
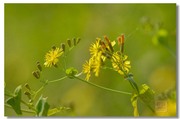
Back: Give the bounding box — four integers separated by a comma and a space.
5, 104, 36, 114
35, 85, 45, 95
74, 76, 132, 95
163, 44, 176, 58
5, 92, 14, 97
32, 84, 46, 100
48, 76, 67, 83
101, 66, 115, 71
21, 100, 36, 111
33, 76, 67, 99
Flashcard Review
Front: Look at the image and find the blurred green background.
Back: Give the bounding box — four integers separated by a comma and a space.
5, 4, 176, 116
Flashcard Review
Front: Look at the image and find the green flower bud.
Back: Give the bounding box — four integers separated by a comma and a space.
25, 83, 31, 90
24, 91, 31, 99
32, 71, 40, 79
76, 38, 81, 44
73, 38, 76, 46
36, 61, 42, 71
67, 39, 71, 47
52, 46, 56, 50
61, 43, 65, 52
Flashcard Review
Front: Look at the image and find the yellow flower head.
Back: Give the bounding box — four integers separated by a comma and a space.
92, 54, 103, 77
89, 38, 102, 57
82, 59, 93, 81
111, 52, 131, 75
44, 47, 63, 67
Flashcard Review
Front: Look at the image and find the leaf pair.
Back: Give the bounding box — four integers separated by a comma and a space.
6, 85, 50, 116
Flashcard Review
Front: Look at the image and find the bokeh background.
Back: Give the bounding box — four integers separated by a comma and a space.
5, 4, 176, 116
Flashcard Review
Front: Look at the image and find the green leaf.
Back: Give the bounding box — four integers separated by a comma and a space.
126, 75, 139, 94
6, 85, 22, 115
131, 93, 139, 117
35, 95, 50, 116
66, 67, 78, 79
48, 108, 60, 116
139, 84, 155, 112
48, 106, 71, 116
152, 29, 168, 46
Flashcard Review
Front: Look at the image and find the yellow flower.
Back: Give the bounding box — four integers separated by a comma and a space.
89, 38, 102, 57
83, 37, 117, 80
92, 54, 103, 77
82, 59, 93, 81
44, 47, 63, 67
111, 52, 131, 75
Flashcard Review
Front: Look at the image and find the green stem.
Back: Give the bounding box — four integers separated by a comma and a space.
5, 92, 14, 97
163, 44, 176, 58
5, 104, 36, 114
48, 76, 67, 83
33, 76, 67, 99
74, 76, 132, 95
21, 100, 36, 111
33, 84, 46, 100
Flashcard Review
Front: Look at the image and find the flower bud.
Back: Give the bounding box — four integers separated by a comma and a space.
36, 61, 42, 71
61, 43, 65, 52
24, 91, 31, 99
104, 35, 114, 52
76, 38, 81, 44
36, 70, 40, 77
32, 71, 40, 79
73, 38, 76, 46
24, 83, 31, 90
100, 41, 108, 51
52, 46, 56, 50
117, 34, 124, 54
67, 39, 71, 47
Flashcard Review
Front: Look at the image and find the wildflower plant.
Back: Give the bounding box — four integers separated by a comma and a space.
5, 35, 156, 117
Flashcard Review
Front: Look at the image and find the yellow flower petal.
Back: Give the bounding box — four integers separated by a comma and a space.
44, 47, 63, 67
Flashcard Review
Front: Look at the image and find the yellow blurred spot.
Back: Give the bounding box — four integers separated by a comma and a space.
61, 84, 96, 115
155, 99, 176, 116
149, 66, 176, 93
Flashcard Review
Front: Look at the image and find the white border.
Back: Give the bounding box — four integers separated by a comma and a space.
2, 0, 180, 3
1, 1, 179, 119
1, 1, 4, 119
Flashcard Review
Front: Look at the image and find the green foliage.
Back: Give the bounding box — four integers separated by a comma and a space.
126, 74, 139, 94
6, 85, 22, 115
131, 93, 139, 117
35, 96, 50, 116
139, 84, 155, 112
131, 84, 155, 116
48, 106, 71, 116
152, 29, 168, 46
66, 67, 78, 79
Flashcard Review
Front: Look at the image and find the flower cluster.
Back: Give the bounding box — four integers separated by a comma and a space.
82, 35, 131, 81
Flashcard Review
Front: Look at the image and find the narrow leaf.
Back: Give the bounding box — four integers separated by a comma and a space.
48, 106, 71, 116
48, 108, 60, 116
131, 93, 139, 117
